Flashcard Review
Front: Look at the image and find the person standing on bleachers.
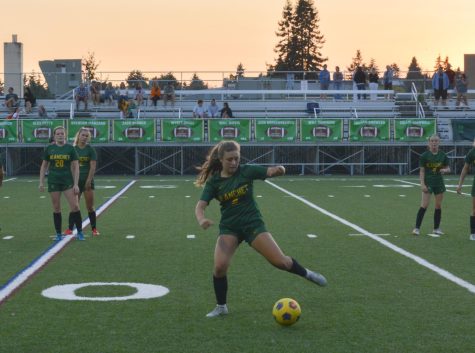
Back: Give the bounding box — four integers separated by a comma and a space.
432, 66, 449, 107
319, 64, 330, 99
332, 66, 343, 100
75, 83, 89, 111
103, 82, 115, 106
455, 72, 468, 108
353, 66, 367, 100
383, 65, 394, 99
207, 99, 220, 118
368, 67, 379, 101
135, 83, 144, 106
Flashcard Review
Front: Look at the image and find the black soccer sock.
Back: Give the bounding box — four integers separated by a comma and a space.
71, 211, 83, 232
470, 216, 475, 234
415, 207, 427, 228
288, 258, 307, 278
53, 212, 62, 234
88, 211, 97, 229
213, 276, 227, 305
68, 212, 74, 231
434, 208, 442, 229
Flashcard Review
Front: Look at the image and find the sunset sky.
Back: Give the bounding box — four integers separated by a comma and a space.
2, 0, 475, 83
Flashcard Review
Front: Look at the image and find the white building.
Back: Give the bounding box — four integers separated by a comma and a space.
3, 34, 23, 97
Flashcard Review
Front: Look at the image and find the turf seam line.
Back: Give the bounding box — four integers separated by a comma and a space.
265, 179, 475, 295
0, 179, 137, 306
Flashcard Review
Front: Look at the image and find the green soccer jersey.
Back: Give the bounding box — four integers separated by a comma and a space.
42, 143, 78, 185
464, 148, 475, 195
419, 150, 449, 187
75, 144, 97, 179
200, 164, 268, 230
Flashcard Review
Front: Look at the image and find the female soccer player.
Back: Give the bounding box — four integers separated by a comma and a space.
412, 134, 450, 236
39, 126, 84, 241
194, 140, 327, 318
65, 128, 100, 236
456, 138, 475, 241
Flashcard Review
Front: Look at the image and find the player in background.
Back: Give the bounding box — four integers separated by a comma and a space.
194, 140, 327, 318
412, 134, 450, 236
65, 127, 100, 237
39, 126, 84, 241
0, 158, 3, 232
456, 138, 475, 241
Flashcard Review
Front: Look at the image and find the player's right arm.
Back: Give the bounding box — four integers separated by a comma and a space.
195, 200, 214, 230
39, 160, 49, 192
419, 167, 428, 193
457, 163, 470, 194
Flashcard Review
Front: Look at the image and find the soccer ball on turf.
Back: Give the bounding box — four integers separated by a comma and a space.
272, 297, 301, 326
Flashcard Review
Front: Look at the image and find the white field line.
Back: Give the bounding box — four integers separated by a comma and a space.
395, 179, 470, 196
0, 180, 137, 305
265, 179, 475, 294
3, 178, 17, 182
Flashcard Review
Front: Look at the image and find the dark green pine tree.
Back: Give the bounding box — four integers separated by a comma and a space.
406, 56, 425, 91
291, 0, 327, 73
187, 73, 208, 90
272, 0, 294, 72
346, 50, 366, 79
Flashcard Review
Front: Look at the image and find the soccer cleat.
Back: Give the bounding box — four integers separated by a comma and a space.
412, 228, 420, 236
433, 228, 444, 235
76, 232, 85, 241
470, 234, 475, 241
54, 233, 63, 241
306, 270, 327, 287
92, 228, 100, 236
64, 228, 73, 236
206, 304, 229, 318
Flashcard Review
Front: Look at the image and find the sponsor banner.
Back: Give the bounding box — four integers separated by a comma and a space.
0, 120, 19, 143
394, 119, 436, 141
112, 119, 155, 142
349, 119, 390, 142
255, 119, 297, 142
301, 119, 342, 142
161, 119, 203, 142
22, 119, 65, 143
452, 119, 475, 141
208, 119, 250, 142
67, 120, 110, 143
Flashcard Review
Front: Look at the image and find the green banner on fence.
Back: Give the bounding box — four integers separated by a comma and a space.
67, 120, 110, 143
0, 120, 19, 143
112, 119, 155, 142
22, 120, 65, 143
394, 119, 436, 141
452, 119, 475, 141
161, 119, 203, 142
208, 119, 250, 142
301, 119, 342, 142
349, 119, 390, 142
255, 119, 297, 142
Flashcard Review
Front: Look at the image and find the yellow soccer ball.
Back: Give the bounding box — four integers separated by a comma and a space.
272, 298, 301, 326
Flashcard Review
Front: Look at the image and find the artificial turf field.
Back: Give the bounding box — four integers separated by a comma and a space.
0, 175, 474, 353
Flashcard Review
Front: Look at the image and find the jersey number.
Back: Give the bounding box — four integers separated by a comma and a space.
55, 160, 64, 168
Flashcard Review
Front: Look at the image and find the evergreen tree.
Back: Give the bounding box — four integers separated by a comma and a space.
158, 72, 182, 90
273, 0, 294, 72
126, 70, 149, 88
390, 63, 400, 78
82, 52, 100, 82
24, 72, 52, 99
346, 50, 366, 79
368, 58, 379, 74
272, 0, 326, 76
406, 56, 425, 91
236, 63, 245, 78
187, 73, 208, 90
434, 54, 443, 71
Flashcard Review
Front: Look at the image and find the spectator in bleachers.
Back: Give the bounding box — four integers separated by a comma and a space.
193, 99, 207, 118
445, 64, 456, 90
319, 64, 330, 99
149, 82, 161, 107
118, 82, 129, 119
220, 102, 233, 118
135, 83, 145, 106
6, 106, 20, 119
383, 65, 394, 99
24, 86, 36, 114
368, 67, 379, 101
353, 66, 367, 100
332, 66, 343, 100
207, 98, 220, 118
163, 82, 175, 107
5, 87, 19, 112
90, 81, 101, 106
432, 66, 449, 107
103, 82, 115, 106
75, 83, 89, 111
455, 72, 468, 108
38, 104, 48, 118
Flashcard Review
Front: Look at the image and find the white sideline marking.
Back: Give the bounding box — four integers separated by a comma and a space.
328, 195, 334, 198
395, 179, 465, 195
187, 234, 196, 239
364, 195, 371, 198
349, 233, 390, 237
2, 236, 14, 240
307, 234, 317, 238
126, 235, 135, 239
185, 195, 191, 198
0, 180, 137, 305
427, 233, 441, 238
148, 195, 155, 198
266, 180, 475, 295
3, 196, 10, 199
3, 178, 16, 182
